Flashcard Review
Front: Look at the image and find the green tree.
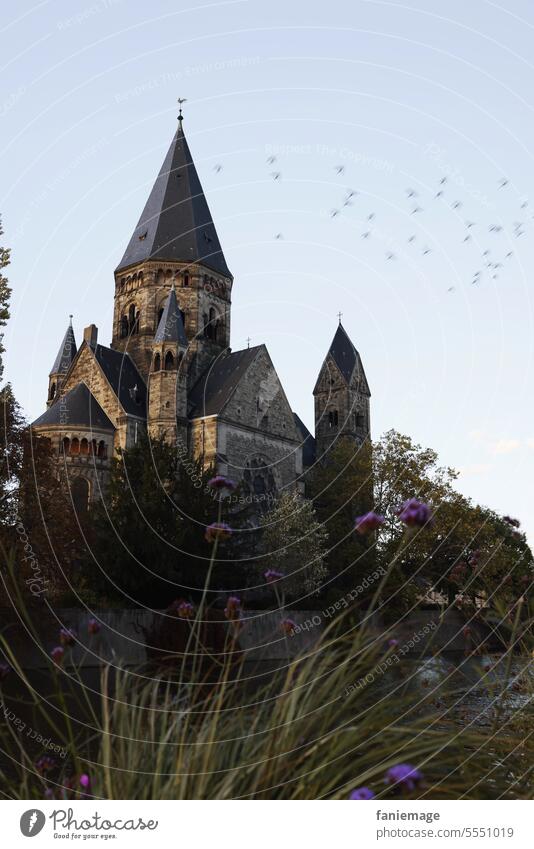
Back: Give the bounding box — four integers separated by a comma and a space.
308, 437, 375, 594
260, 490, 328, 598
0, 216, 11, 382
86, 435, 241, 606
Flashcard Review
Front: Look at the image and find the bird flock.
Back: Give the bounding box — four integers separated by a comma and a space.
211, 154, 529, 296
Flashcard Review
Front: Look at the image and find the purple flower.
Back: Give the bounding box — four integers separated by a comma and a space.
224, 596, 242, 621
50, 646, 65, 665
79, 773, 91, 791
264, 569, 284, 583
208, 475, 236, 492
87, 618, 101, 635
35, 755, 55, 774
355, 511, 385, 535
177, 601, 195, 620
387, 638, 399, 649
280, 618, 297, 636
396, 499, 433, 528
205, 522, 232, 543
384, 763, 424, 792
349, 786, 375, 800
0, 663, 11, 681
59, 628, 76, 647
44, 788, 55, 800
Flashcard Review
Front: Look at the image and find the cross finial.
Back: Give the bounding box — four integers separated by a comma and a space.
246, 336, 251, 349
337, 311, 343, 324
69, 314, 73, 325
177, 97, 187, 123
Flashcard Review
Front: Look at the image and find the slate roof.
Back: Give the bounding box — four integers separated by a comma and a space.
293, 413, 316, 467
189, 346, 261, 417
32, 382, 114, 430
116, 120, 231, 277
93, 344, 147, 417
154, 286, 187, 345
328, 323, 358, 382
50, 321, 77, 376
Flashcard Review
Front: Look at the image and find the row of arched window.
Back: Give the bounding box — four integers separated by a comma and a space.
117, 269, 227, 295
62, 437, 107, 458
118, 271, 144, 293
120, 304, 140, 338
203, 307, 224, 342
153, 351, 181, 372
326, 410, 366, 430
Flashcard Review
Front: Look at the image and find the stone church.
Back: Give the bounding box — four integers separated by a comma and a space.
32, 112, 371, 511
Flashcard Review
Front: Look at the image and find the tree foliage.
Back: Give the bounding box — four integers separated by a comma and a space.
85, 434, 242, 606
259, 490, 328, 598
0, 216, 11, 382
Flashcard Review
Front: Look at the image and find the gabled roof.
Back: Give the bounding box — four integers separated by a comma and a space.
293, 413, 316, 467
93, 344, 147, 417
50, 320, 77, 376
32, 382, 114, 430
189, 346, 261, 417
116, 119, 231, 277
154, 286, 187, 345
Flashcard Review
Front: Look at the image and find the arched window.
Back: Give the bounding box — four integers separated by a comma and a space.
128, 304, 137, 334
97, 440, 106, 459
71, 477, 89, 514
91, 439, 97, 455
355, 412, 365, 429
183, 273, 189, 287
328, 410, 339, 429
120, 315, 128, 338
205, 307, 217, 340
153, 352, 161, 371
62, 437, 70, 455
49, 382, 56, 401
164, 351, 175, 370
70, 437, 80, 455
80, 438, 89, 455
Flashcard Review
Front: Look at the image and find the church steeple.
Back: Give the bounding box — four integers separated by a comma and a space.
111, 113, 233, 382
148, 286, 188, 445
116, 116, 230, 277
47, 317, 77, 406
313, 323, 371, 458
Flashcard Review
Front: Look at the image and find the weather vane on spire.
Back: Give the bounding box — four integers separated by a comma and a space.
337, 311, 343, 324
177, 97, 187, 122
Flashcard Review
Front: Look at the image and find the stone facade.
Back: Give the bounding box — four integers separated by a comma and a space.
31, 116, 371, 513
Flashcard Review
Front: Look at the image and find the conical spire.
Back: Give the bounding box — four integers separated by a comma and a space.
154, 285, 187, 345
116, 118, 231, 277
324, 323, 370, 394
50, 317, 77, 376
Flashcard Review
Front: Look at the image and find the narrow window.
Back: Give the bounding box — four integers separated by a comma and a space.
164, 351, 174, 370
70, 437, 80, 455
154, 353, 161, 371
80, 438, 89, 455
71, 477, 90, 514
97, 440, 106, 459
62, 437, 70, 455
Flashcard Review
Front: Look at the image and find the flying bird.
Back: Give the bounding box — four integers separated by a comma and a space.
465, 220, 476, 228
361, 231, 371, 239
422, 246, 432, 255
408, 234, 416, 243
440, 176, 448, 185
367, 212, 375, 221
266, 155, 277, 164
386, 252, 396, 261
330, 209, 340, 218
447, 286, 456, 293
498, 178, 509, 188
213, 164, 223, 173
405, 188, 418, 198
435, 190, 444, 199
452, 200, 462, 209
270, 171, 281, 180
335, 165, 345, 175
274, 233, 283, 240
411, 205, 423, 214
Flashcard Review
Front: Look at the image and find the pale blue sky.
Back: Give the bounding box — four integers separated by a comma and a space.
2, 0, 533, 541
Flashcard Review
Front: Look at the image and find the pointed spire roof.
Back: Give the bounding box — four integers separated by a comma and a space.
50, 318, 77, 376
328, 323, 359, 382
154, 286, 187, 345
116, 117, 231, 277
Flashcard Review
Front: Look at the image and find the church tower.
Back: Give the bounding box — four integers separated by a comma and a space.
111, 109, 233, 385
47, 318, 77, 406
148, 285, 188, 445
313, 322, 371, 459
